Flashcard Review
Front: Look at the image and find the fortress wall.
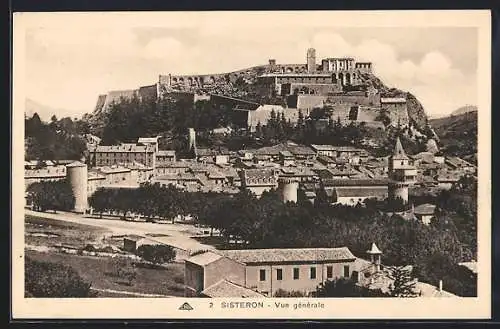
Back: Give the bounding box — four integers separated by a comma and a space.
289, 83, 341, 95
329, 105, 352, 121
357, 107, 380, 122
326, 93, 380, 107
210, 94, 260, 111
295, 95, 328, 110
138, 84, 158, 101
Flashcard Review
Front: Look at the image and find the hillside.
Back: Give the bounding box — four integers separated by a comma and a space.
451, 105, 477, 116
429, 110, 477, 161
25, 98, 74, 122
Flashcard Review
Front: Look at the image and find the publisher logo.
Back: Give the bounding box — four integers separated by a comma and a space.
179, 302, 194, 311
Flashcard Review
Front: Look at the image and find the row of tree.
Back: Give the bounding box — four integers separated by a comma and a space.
88, 182, 229, 224
26, 180, 75, 213
97, 96, 231, 148
198, 183, 476, 296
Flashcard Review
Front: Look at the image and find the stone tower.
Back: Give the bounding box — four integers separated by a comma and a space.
388, 137, 417, 204
307, 48, 316, 73
278, 176, 299, 203
66, 161, 88, 213
367, 242, 382, 272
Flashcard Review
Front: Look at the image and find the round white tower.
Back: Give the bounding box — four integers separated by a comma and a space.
66, 161, 88, 213
278, 176, 299, 203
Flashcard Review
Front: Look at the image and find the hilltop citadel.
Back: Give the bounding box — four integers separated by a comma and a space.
94, 48, 410, 131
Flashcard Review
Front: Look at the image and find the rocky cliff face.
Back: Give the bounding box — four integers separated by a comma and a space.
358, 73, 428, 130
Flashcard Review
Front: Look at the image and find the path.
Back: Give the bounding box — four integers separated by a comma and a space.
90, 287, 177, 298
25, 209, 215, 252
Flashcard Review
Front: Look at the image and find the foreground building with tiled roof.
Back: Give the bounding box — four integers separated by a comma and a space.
185, 247, 358, 297
184, 244, 459, 298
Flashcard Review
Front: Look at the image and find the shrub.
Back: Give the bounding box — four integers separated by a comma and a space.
273, 289, 306, 297
136, 244, 176, 265
25, 257, 95, 297
104, 258, 137, 286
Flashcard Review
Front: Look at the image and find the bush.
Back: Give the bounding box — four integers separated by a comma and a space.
25, 257, 95, 297
273, 289, 307, 297
104, 258, 137, 286
136, 244, 176, 265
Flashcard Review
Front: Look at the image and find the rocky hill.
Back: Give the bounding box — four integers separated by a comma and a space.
358, 73, 428, 130
429, 109, 477, 161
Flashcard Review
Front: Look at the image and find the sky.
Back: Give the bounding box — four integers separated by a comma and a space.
19, 12, 479, 121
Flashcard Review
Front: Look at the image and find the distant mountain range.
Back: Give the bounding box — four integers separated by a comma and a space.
429, 106, 477, 163
25, 98, 75, 122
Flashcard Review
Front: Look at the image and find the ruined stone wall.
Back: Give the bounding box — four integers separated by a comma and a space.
326, 93, 380, 107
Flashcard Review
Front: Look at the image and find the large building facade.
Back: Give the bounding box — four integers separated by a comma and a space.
185, 247, 359, 297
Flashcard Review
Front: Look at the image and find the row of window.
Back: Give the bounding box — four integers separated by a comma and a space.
259, 265, 349, 281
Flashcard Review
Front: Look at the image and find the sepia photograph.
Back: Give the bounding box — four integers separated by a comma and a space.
12, 10, 491, 319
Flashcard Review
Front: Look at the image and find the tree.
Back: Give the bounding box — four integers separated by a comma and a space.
89, 188, 112, 218
315, 278, 388, 297
25, 257, 95, 297
27, 180, 75, 213
136, 244, 176, 265
387, 266, 419, 297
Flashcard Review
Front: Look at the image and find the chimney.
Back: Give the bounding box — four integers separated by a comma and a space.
438, 280, 443, 292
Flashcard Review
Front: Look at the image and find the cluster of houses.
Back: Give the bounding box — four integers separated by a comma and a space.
25, 130, 476, 222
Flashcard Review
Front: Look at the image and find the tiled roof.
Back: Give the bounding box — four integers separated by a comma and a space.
98, 166, 131, 174
155, 173, 199, 181
323, 178, 389, 186
458, 261, 478, 274
392, 137, 409, 160
413, 203, 436, 215
415, 282, 458, 297
219, 247, 356, 264
242, 168, 277, 180
156, 150, 176, 157
201, 279, 265, 298
66, 161, 86, 168
94, 143, 155, 153
310, 144, 360, 152
186, 251, 223, 266
380, 97, 406, 103
334, 186, 388, 198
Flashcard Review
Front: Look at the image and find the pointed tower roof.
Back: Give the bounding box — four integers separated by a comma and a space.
367, 243, 382, 255
392, 137, 409, 160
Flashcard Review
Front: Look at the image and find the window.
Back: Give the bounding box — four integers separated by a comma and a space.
293, 268, 300, 280
310, 267, 316, 279
276, 269, 283, 281
343, 265, 350, 278
259, 269, 266, 281
327, 266, 333, 279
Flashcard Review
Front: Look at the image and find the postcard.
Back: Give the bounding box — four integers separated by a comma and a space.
12, 10, 491, 319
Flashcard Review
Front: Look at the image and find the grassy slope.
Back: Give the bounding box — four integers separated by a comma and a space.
26, 250, 185, 296
429, 111, 477, 161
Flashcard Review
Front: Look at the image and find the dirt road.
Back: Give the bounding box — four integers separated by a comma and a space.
25, 210, 215, 252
